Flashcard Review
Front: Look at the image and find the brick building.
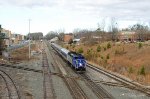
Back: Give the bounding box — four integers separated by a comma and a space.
118, 31, 137, 42
63, 34, 73, 43
11, 34, 25, 44
1, 28, 11, 47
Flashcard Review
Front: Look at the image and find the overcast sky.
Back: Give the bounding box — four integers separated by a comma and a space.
0, 0, 150, 35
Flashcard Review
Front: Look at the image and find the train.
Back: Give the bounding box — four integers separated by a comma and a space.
51, 43, 86, 72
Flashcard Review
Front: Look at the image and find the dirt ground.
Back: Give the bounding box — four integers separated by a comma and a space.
10, 41, 42, 62
0, 41, 43, 99
66, 41, 150, 85
0, 41, 149, 99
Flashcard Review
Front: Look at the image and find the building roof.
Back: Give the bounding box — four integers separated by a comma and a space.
73, 39, 80, 42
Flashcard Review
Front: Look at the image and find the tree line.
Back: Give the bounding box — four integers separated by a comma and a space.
45, 21, 150, 43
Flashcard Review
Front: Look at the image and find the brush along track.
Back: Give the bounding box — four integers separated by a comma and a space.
47, 42, 88, 99
87, 64, 150, 96
42, 51, 55, 99
0, 70, 21, 99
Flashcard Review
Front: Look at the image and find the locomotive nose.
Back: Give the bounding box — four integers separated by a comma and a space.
79, 63, 82, 66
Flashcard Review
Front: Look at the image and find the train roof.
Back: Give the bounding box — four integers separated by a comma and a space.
61, 48, 70, 54
51, 43, 62, 49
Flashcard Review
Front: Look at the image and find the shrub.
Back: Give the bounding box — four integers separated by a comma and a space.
101, 56, 104, 59
66, 46, 69, 49
94, 52, 98, 58
106, 54, 110, 59
68, 39, 73, 44
85, 49, 93, 60
86, 49, 91, 60
72, 44, 75, 48
103, 47, 106, 51
115, 49, 126, 55
77, 47, 83, 53
97, 45, 101, 52
107, 42, 111, 49
87, 49, 91, 54
138, 42, 142, 49
115, 50, 118, 55
75, 49, 77, 52
139, 66, 145, 75
129, 67, 133, 74
104, 59, 107, 64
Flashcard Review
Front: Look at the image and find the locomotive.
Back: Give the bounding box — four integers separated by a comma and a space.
51, 43, 86, 71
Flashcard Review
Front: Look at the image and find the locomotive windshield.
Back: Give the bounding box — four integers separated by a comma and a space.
78, 59, 85, 63
74, 56, 84, 59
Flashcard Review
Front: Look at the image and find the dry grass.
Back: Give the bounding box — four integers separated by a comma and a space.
67, 42, 150, 85
11, 42, 41, 62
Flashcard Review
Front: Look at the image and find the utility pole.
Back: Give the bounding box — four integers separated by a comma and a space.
0, 25, 3, 55
29, 19, 31, 60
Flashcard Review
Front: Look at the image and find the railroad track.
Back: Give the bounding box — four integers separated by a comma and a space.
48, 42, 114, 99
87, 63, 150, 96
47, 42, 150, 97
42, 50, 55, 99
79, 73, 114, 99
0, 70, 21, 99
62, 77, 88, 99
47, 42, 88, 99
93, 80, 124, 87
0, 63, 42, 73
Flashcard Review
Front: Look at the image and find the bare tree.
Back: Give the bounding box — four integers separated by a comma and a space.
100, 18, 106, 42
131, 23, 149, 41
73, 28, 81, 33
56, 28, 65, 34
56, 28, 65, 41
58, 33, 65, 41
45, 31, 58, 40
109, 17, 118, 41
96, 23, 102, 43
73, 29, 91, 39
96, 18, 106, 43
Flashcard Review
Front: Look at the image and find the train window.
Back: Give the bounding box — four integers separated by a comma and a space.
74, 57, 78, 59
78, 57, 84, 59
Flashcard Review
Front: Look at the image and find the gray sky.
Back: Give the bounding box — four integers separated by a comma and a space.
0, 0, 150, 35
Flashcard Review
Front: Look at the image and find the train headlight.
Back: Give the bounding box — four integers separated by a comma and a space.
79, 63, 82, 66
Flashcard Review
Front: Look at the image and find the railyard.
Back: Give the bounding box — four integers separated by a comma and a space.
1, 1, 150, 98
0, 41, 149, 99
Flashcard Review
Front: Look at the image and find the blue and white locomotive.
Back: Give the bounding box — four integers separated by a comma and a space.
51, 43, 86, 71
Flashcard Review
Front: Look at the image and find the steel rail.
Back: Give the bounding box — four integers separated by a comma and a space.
87, 63, 150, 96
48, 42, 114, 99
42, 51, 55, 99
0, 70, 21, 99
79, 73, 114, 99
0, 63, 42, 73
47, 42, 88, 99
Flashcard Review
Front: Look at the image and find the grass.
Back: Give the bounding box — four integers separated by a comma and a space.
66, 41, 150, 85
